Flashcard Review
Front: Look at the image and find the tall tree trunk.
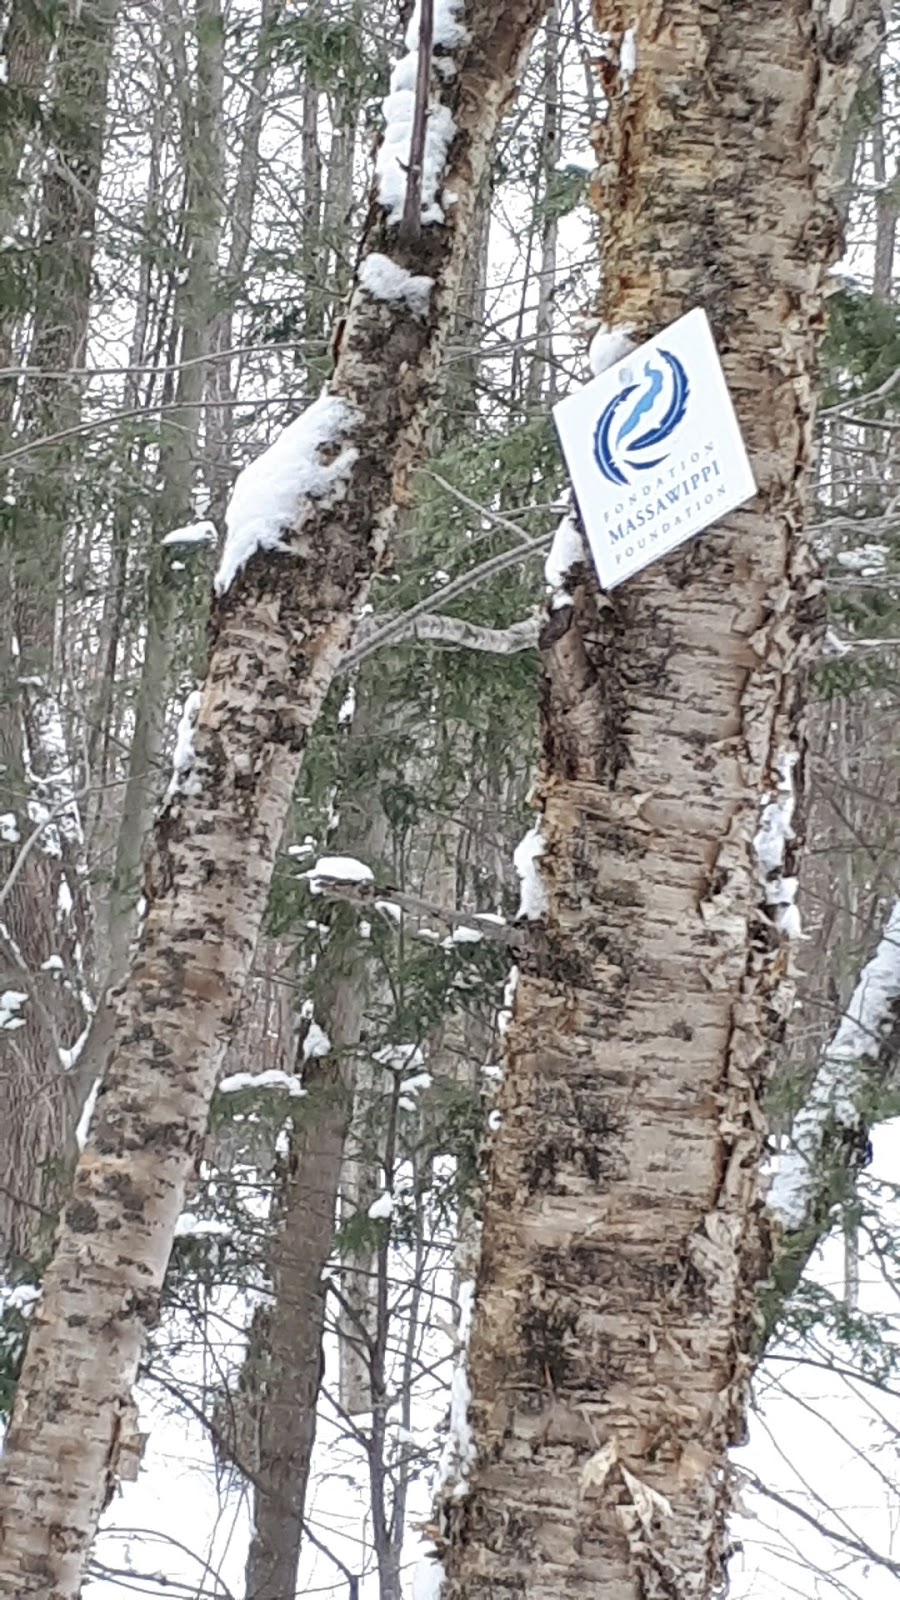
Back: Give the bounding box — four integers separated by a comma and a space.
244, 686, 391, 1600
0, 0, 58, 438
0, 5, 550, 1594
106, 0, 225, 962
0, 0, 121, 1262
526, 3, 559, 410
871, 71, 896, 303
441, 4, 882, 1598
204, 0, 279, 523
11, 0, 121, 673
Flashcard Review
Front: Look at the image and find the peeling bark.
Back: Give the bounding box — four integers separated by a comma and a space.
441, 4, 883, 1598
0, 3, 550, 1594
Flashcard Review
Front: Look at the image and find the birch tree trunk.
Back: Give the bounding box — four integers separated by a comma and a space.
441, 4, 882, 1598
0, 4, 549, 1593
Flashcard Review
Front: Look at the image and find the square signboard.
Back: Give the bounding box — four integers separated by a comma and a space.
553, 308, 757, 589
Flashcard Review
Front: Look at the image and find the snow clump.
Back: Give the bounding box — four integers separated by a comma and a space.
588, 324, 636, 377
375, 0, 469, 226
754, 751, 802, 939
514, 826, 549, 920
359, 253, 434, 318
544, 514, 584, 609
306, 855, 374, 893
165, 689, 203, 801
215, 394, 360, 595
161, 521, 216, 548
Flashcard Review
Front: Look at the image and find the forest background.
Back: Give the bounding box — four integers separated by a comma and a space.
2, 1, 900, 1597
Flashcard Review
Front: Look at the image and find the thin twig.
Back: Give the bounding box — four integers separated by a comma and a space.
400, 0, 435, 241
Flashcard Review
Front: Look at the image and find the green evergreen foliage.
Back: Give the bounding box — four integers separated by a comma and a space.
822, 286, 900, 408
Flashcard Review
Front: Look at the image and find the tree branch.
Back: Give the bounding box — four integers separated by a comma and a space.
400, 0, 434, 242
304, 870, 524, 951
340, 530, 550, 673
350, 608, 540, 663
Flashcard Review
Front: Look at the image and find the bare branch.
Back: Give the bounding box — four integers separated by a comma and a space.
351, 608, 540, 663
341, 531, 550, 674
400, 0, 434, 242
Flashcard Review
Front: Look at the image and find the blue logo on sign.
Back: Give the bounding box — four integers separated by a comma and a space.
593, 351, 690, 487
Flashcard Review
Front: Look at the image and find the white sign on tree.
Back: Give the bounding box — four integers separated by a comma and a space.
553, 308, 756, 590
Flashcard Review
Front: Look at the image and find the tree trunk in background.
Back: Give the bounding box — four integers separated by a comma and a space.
0, 0, 121, 1262
11, 0, 121, 672
0, 5, 550, 1592
204, 0, 279, 523
526, 1, 559, 410
0, 0, 58, 436
442, 3, 881, 1597
244, 688, 390, 1600
872, 70, 896, 303
106, 0, 226, 963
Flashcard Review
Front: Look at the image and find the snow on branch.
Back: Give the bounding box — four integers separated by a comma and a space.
218, 1069, 307, 1098
768, 900, 900, 1231
161, 521, 216, 548
297, 863, 523, 949
215, 395, 361, 596
340, 531, 551, 675
304, 855, 375, 893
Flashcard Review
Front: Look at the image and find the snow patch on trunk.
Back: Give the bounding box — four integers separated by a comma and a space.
436, 1278, 476, 1497
754, 750, 803, 939
588, 324, 636, 377
75, 1077, 100, 1150
514, 826, 548, 920
497, 964, 519, 1040
60, 1022, 90, 1072
302, 1019, 331, 1060
412, 1554, 446, 1600
165, 689, 203, 801
215, 394, 360, 595
620, 25, 637, 90
0, 813, 20, 843
358, 252, 434, 317
768, 900, 900, 1229
0, 990, 28, 1030
376, 0, 468, 226
544, 514, 583, 609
